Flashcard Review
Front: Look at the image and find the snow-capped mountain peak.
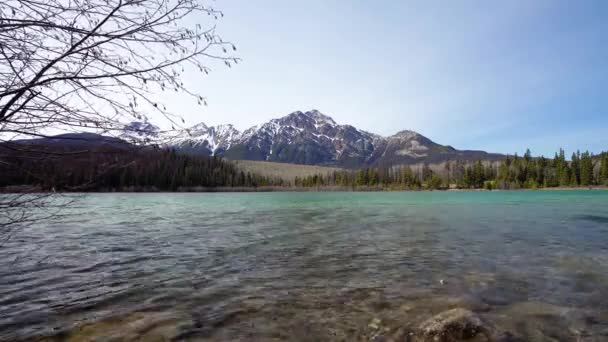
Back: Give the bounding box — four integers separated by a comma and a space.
121, 110, 504, 166
169, 122, 241, 156
302, 109, 337, 126
187, 122, 209, 134
120, 120, 161, 143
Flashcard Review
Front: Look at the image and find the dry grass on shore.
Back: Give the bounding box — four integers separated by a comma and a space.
231, 160, 342, 181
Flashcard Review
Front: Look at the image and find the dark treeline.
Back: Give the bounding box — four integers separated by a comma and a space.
2, 145, 607, 191
0, 147, 285, 191
296, 149, 608, 190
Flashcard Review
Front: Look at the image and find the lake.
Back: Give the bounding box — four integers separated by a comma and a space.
1, 191, 608, 341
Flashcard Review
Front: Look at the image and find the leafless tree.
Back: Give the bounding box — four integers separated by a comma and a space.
0, 0, 238, 235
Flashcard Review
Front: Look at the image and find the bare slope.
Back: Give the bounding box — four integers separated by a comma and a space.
232, 160, 341, 181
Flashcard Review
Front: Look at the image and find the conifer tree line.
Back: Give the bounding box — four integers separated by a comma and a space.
1, 146, 607, 191
0, 147, 284, 191
295, 149, 608, 190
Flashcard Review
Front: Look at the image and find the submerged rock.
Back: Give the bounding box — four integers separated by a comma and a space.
40, 311, 190, 342
416, 308, 487, 341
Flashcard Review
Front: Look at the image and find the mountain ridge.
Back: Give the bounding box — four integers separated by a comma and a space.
121, 109, 505, 168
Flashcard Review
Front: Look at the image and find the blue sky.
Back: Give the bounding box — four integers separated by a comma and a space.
166, 0, 608, 156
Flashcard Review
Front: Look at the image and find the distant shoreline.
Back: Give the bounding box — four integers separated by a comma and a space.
1, 185, 606, 194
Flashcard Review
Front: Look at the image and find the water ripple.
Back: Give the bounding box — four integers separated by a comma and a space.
1, 191, 607, 341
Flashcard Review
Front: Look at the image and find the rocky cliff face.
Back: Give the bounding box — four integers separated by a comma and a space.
121, 110, 504, 168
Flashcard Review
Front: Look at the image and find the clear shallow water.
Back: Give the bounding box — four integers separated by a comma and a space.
1, 191, 608, 341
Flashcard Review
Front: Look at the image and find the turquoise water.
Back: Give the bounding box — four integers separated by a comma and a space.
1, 191, 608, 340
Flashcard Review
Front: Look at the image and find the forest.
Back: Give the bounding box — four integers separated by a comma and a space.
0, 146, 285, 191
1, 144, 607, 191
295, 149, 608, 190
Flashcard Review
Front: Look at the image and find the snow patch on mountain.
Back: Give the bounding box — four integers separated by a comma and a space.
119, 109, 503, 167
171, 123, 240, 155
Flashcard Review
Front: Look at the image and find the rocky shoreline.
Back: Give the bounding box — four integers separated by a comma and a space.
32, 297, 605, 342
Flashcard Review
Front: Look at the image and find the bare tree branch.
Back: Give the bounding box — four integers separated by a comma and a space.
0, 0, 238, 235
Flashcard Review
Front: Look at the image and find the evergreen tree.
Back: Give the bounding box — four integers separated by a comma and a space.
497, 156, 510, 188
426, 174, 443, 190
368, 168, 378, 186
579, 151, 594, 186
422, 163, 433, 183
570, 152, 580, 186
600, 153, 608, 185
355, 169, 367, 186
444, 161, 452, 185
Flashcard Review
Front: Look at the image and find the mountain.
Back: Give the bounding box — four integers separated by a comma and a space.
121, 110, 505, 168
11, 133, 129, 148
